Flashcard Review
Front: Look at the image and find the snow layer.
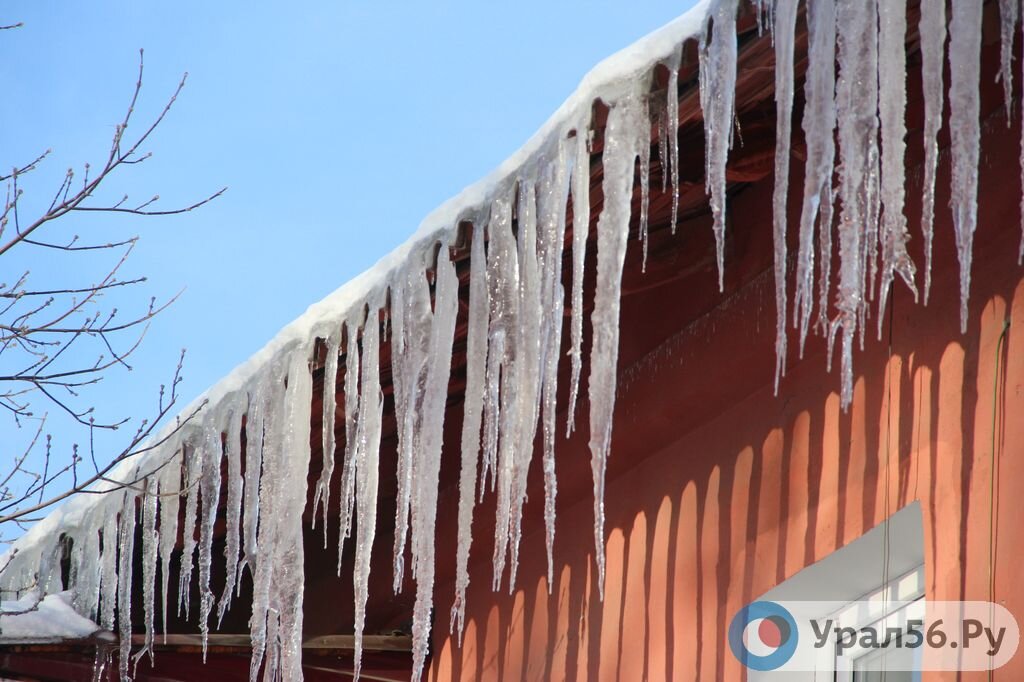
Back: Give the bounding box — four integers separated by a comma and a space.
0, 591, 103, 642
2, 1, 1014, 681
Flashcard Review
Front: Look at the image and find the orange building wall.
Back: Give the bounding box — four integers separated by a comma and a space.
426, 77, 1024, 682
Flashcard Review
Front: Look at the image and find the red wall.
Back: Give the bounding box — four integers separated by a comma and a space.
427, 77, 1024, 682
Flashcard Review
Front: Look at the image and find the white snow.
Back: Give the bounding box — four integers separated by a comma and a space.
0, 591, 103, 642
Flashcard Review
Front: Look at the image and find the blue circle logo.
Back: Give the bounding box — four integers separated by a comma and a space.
728, 601, 799, 671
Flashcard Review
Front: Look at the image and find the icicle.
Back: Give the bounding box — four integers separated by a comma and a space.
507, 178, 541, 588
249, 345, 314, 682
949, 0, 983, 333
488, 189, 522, 590
451, 223, 489, 640
239, 383, 265, 584
313, 332, 340, 542
920, 0, 946, 303
353, 303, 383, 682
177, 437, 201, 620
566, 122, 591, 438
588, 87, 648, 599
771, 0, 798, 392
391, 268, 433, 592
198, 418, 223, 659
538, 141, 571, 590
218, 405, 244, 625
157, 449, 181, 641
480, 193, 519, 515
816, 183, 835, 337
99, 499, 119, 631
117, 486, 137, 682
699, 0, 739, 291
667, 48, 682, 235
140, 476, 159, 663
877, 0, 917, 333
657, 111, 669, 195
999, 0, 1018, 120
507, 177, 543, 591
754, 0, 776, 35
857, 2, 883, 314
335, 311, 363, 570
275, 347, 314, 682
410, 246, 459, 682
639, 120, 652, 272
833, 0, 880, 409
794, 0, 837, 353
248, 362, 285, 682
71, 524, 101, 623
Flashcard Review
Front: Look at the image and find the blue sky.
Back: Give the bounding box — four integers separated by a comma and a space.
1, 1, 695, 531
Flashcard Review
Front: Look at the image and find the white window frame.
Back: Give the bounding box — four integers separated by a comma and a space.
832, 565, 925, 682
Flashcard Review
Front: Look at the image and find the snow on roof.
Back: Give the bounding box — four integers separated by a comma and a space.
0, 591, 105, 644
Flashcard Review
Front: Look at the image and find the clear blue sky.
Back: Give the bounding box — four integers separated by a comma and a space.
1, 1, 696, 533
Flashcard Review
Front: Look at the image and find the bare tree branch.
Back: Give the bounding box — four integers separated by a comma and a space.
0, 44, 219, 536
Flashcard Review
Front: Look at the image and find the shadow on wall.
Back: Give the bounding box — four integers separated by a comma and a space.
430, 262, 1022, 681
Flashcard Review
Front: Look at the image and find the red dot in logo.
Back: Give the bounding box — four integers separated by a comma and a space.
758, 617, 783, 648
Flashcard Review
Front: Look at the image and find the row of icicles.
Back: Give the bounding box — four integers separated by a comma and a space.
2, 1, 1021, 681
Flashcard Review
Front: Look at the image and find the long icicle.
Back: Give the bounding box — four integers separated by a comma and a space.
140, 476, 159, 664
565, 119, 591, 438
771, 0, 799, 392
539, 139, 571, 590
998, 0, 1018, 121
157, 448, 181, 642
353, 304, 383, 682
117, 485, 138, 682
699, 0, 740, 291
177, 437, 201, 620
667, 47, 682, 235
410, 247, 459, 682
877, 0, 918, 335
218, 405, 245, 625
507, 177, 541, 591
336, 311, 364, 565
451, 222, 489, 640
198, 417, 224, 660
832, 0, 879, 409
794, 0, 837, 352
919, 0, 946, 303
313, 332, 341, 542
949, 0, 983, 333
588, 86, 648, 599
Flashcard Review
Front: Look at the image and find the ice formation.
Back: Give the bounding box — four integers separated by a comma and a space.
949, 0, 983, 333
919, 0, 946, 304
699, 0, 739, 291
588, 84, 649, 598
2, 2, 1020, 681
771, 0, 798, 390
793, 0, 836, 355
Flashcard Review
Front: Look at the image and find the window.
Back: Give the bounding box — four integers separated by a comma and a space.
746, 502, 925, 682
833, 565, 925, 682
